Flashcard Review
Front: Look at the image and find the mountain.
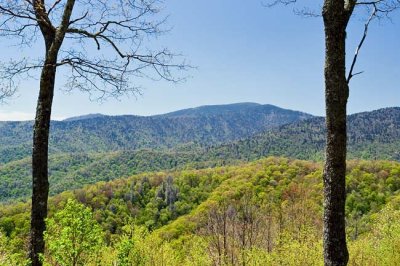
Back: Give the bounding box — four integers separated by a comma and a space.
209, 107, 400, 161
1, 107, 400, 203
63, 113, 106, 121
0, 103, 313, 164
162, 102, 281, 117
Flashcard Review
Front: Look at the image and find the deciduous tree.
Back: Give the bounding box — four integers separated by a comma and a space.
0, 1, 187, 265
44, 199, 103, 266
268, 1, 399, 265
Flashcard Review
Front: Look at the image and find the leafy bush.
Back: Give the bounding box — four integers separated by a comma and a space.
44, 199, 104, 266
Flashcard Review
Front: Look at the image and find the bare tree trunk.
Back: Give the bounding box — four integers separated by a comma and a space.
29, 2, 75, 264
0, 0, 182, 264
30, 59, 57, 266
322, 0, 351, 265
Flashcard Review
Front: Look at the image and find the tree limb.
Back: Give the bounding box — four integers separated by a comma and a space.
347, 4, 377, 83
0, 0, 190, 101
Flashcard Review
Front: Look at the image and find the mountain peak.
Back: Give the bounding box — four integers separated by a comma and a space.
160, 102, 291, 118
63, 113, 106, 122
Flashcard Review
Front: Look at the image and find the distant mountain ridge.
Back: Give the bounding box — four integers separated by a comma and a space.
1, 106, 400, 202
161, 102, 278, 117
63, 113, 106, 121
0, 103, 313, 164
208, 107, 400, 161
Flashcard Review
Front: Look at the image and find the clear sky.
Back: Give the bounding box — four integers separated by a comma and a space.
0, 0, 399, 120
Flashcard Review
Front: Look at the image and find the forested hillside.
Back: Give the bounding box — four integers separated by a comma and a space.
1, 107, 399, 203
1, 157, 400, 265
0, 151, 203, 202
1, 0, 398, 264
0, 103, 312, 164
211, 107, 400, 161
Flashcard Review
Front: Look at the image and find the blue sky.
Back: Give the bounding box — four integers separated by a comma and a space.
0, 0, 399, 120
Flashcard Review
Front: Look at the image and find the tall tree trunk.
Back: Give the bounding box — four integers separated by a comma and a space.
322, 1, 350, 265
30, 60, 57, 266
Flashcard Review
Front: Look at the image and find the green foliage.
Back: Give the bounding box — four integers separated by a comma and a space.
116, 225, 151, 266
0, 103, 311, 164
209, 107, 400, 162
1, 157, 400, 265
0, 231, 29, 266
349, 201, 400, 266
0, 232, 10, 266
0, 150, 210, 202
114, 224, 211, 266
237, 225, 323, 266
1, 107, 400, 203
265, 225, 323, 266
44, 199, 104, 266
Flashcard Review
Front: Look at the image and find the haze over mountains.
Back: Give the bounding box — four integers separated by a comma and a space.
1, 103, 399, 202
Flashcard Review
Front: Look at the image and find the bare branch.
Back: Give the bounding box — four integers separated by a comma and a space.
68, 11, 89, 26
294, 7, 322, 17
0, 58, 42, 102
347, 4, 377, 83
48, 0, 63, 15
355, 0, 400, 17
0, 1, 40, 45
265, 0, 297, 8
266, 0, 400, 83
0, 4, 37, 21
265, 0, 322, 18
356, 1, 384, 5
0, 0, 190, 101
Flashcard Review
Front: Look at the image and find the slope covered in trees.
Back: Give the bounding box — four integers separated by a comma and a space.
2, 106, 398, 169
211, 107, 400, 161
0, 150, 205, 202
0, 107, 399, 203
0, 103, 312, 164
1, 157, 400, 265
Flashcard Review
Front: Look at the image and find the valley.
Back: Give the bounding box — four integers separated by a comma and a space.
0, 103, 400, 265
0, 1, 398, 264
1, 157, 399, 265
1, 104, 399, 203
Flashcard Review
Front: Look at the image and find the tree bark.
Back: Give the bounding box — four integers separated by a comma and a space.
29, 2, 75, 264
322, 1, 351, 265
30, 59, 57, 266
